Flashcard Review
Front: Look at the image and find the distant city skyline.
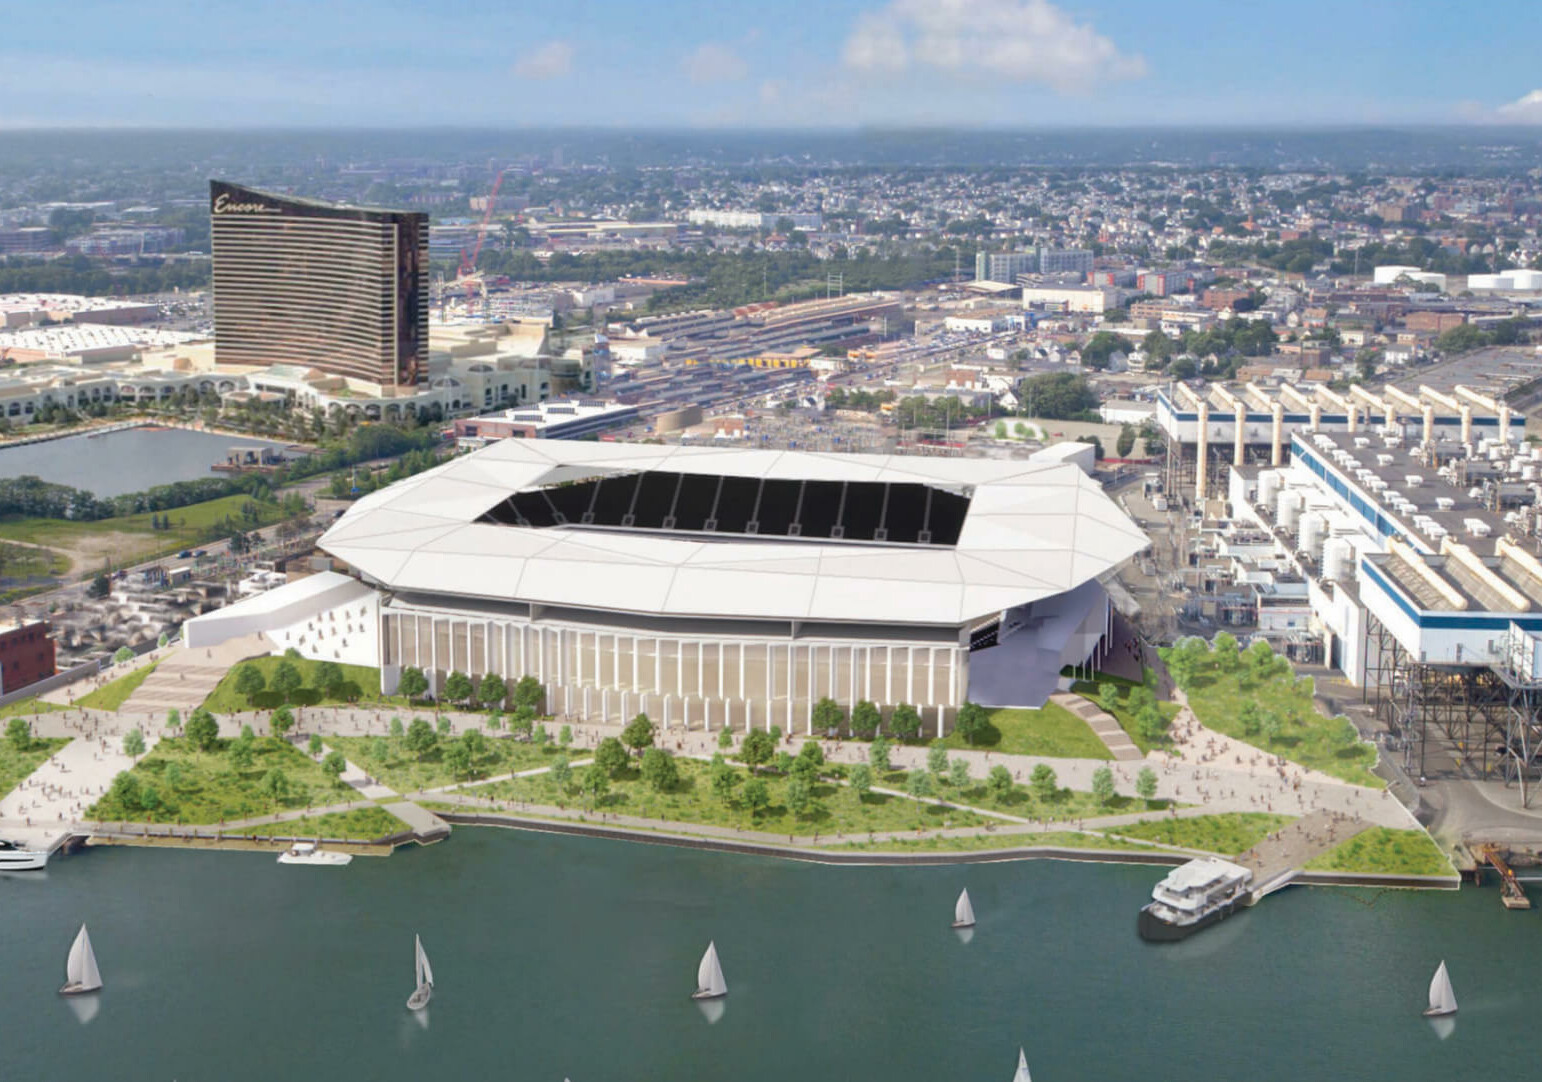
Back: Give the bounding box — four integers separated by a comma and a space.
4, 0, 1542, 130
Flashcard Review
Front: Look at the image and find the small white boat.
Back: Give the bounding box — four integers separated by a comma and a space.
59, 924, 102, 996
1423, 960, 1457, 1017
1012, 1047, 1032, 1082
0, 838, 48, 871
277, 841, 352, 866
952, 888, 976, 929
691, 940, 727, 1001
406, 934, 433, 1010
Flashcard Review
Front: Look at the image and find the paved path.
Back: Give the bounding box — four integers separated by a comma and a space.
119, 633, 269, 714
1052, 692, 1143, 761
1237, 809, 1372, 891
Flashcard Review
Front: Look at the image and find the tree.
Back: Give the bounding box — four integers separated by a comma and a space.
890, 703, 922, 743
444, 670, 474, 706
595, 736, 629, 777
1238, 702, 1262, 736
1136, 766, 1158, 803
1081, 330, 1133, 370
271, 705, 294, 738
710, 753, 739, 806
717, 727, 734, 751
1137, 706, 1168, 746
622, 713, 656, 757
949, 758, 971, 788
312, 660, 344, 698
774, 750, 795, 775
307, 733, 324, 757
511, 704, 536, 739
811, 696, 845, 734
234, 665, 266, 703
1091, 765, 1116, 806
1029, 763, 1058, 803
549, 755, 573, 794
927, 741, 950, 779
1018, 371, 1099, 420
868, 734, 892, 773
166, 707, 181, 733
389, 716, 405, 739
185, 709, 219, 752
108, 772, 143, 812
580, 763, 610, 807
89, 573, 110, 599
785, 774, 814, 819
511, 675, 544, 712
5, 717, 30, 751
849, 762, 874, 800
1115, 424, 1136, 458
1260, 712, 1284, 744
260, 767, 290, 805
1246, 639, 1276, 685
850, 700, 881, 740
987, 764, 1013, 799
399, 667, 429, 701
906, 769, 933, 802
741, 729, 776, 772
404, 717, 437, 760
478, 673, 507, 708
443, 740, 472, 778
1212, 632, 1240, 670
230, 735, 255, 771
323, 750, 347, 779
954, 701, 989, 746
270, 660, 303, 704
640, 747, 679, 793
437, 716, 453, 739
741, 777, 771, 818
113, 645, 135, 665
559, 724, 573, 748
1097, 682, 1121, 714
797, 741, 825, 767
122, 728, 145, 759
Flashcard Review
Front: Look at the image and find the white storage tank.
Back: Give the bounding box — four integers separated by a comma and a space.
1322, 538, 1353, 582
1276, 490, 1302, 531
1258, 471, 1281, 509
1300, 512, 1326, 560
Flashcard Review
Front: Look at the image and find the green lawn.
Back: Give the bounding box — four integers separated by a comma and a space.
0, 493, 291, 568
87, 735, 356, 824
202, 657, 386, 712
1070, 680, 1182, 754
938, 703, 1112, 759
76, 659, 161, 711
1304, 827, 1456, 877
1114, 813, 1295, 856
929, 768, 1174, 822
0, 697, 69, 720
468, 757, 990, 836
1162, 647, 1383, 787
829, 830, 1159, 854
245, 805, 410, 841
0, 736, 70, 799
329, 732, 571, 793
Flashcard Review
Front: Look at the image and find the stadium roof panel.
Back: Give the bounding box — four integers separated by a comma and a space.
320, 442, 1149, 627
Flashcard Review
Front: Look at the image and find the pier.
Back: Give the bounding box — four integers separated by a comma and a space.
1475, 844, 1533, 909
1237, 809, 1374, 903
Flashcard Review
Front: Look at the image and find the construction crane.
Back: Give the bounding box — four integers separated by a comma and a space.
455, 168, 507, 316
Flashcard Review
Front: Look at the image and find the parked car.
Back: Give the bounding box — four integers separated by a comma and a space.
176, 550, 192, 558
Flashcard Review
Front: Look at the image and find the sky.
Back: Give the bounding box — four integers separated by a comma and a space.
3, 0, 1542, 129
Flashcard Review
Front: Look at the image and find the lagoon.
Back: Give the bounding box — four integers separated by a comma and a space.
1, 828, 1532, 1081
0, 427, 287, 499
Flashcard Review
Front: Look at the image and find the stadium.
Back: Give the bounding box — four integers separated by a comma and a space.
316, 441, 1149, 735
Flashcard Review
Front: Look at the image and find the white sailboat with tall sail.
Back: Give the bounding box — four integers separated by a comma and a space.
952, 888, 976, 929
1011, 1047, 1031, 1082
59, 924, 102, 996
691, 941, 727, 1000
1423, 960, 1457, 1017
406, 934, 434, 1010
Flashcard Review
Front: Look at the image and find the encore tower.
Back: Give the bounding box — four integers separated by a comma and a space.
210, 180, 428, 387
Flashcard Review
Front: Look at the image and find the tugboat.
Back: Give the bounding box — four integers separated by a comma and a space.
1138, 858, 1254, 942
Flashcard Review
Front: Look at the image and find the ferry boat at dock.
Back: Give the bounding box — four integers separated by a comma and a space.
1138, 858, 1253, 942
0, 838, 49, 871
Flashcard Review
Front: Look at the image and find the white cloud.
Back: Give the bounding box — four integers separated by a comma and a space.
758, 79, 784, 106
842, 0, 1146, 94
1496, 89, 1542, 123
683, 42, 749, 85
513, 41, 573, 81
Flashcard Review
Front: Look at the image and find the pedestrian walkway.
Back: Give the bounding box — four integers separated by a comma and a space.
119, 633, 270, 715
1051, 692, 1143, 761
1237, 808, 1373, 896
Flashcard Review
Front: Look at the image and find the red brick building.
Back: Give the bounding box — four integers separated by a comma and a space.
0, 620, 55, 695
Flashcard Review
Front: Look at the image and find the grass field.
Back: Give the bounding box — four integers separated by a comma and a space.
469, 756, 990, 836
0, 697, 69, 720
0, 736, 70, 799
1114, 813, 1295, 855
1162, 647, 1383, 787
202, 657, 387, 712
1304, 827, 1456, 877
87, 735, 356, 824
937, 703, 1112, 759
0, 539, 69, 580
829, 830, 1159, 854
329, 733, 571, 793
1070, 680, 1183, 754
244, 805, 410, 841
75, 659, 161, 711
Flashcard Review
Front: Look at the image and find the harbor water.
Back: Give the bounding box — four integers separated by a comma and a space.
1, 828, 1533, 1081
0, 427, 288, 498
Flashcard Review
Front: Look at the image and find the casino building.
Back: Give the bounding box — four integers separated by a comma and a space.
315, 442, 1149, 735
210, 180, 428, 387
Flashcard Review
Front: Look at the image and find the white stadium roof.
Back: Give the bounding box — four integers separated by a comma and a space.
319, 440, 1149, 627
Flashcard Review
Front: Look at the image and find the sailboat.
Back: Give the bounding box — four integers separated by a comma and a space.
59, 924, 102, 996
952, 888, 976, 929
691, 941, 727, 1001
1012, 1047, 1032, 1082
1423, 960, 1457, 1017
406, 934, 434, 1010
